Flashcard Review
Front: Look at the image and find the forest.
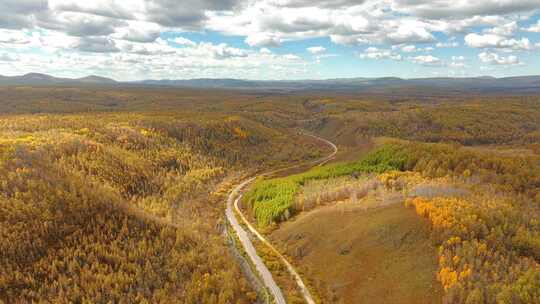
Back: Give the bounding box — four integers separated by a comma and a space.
0, 109, 322, 302
1, 86, 539, 303
304, 96, 540, 148
380, 143, 540, 303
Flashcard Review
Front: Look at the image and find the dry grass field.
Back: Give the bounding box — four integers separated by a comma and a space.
271, 201, 442, 304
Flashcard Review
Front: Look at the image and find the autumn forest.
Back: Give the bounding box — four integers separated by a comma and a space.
1, 86, 539, 303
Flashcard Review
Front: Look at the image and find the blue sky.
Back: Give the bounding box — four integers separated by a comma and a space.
1, 0, 540, 80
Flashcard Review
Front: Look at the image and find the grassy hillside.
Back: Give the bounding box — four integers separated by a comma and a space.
272, 203, 442, 304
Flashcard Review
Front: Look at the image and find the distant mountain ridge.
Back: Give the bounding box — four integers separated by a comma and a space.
0, 73, 117, 86
1, 73, 539, 94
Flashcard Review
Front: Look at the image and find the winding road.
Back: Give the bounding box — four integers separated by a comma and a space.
225, 132, 337, 304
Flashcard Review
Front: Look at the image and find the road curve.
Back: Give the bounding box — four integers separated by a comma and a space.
226, 132, 337, 304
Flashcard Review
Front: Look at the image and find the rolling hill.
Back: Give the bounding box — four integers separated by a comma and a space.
1, 73, 539, 94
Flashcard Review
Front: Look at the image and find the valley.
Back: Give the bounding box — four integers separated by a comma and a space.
3, 1, 540, 302
0, 86, 538, 303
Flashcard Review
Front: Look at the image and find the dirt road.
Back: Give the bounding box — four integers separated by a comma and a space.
225, 132, 337, 304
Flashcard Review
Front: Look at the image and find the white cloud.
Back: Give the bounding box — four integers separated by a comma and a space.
436, 41, 459, 48
359, 47, 402, 60
76, 36, 120, 53
1, 39, 310, 80
283, 53, 301, 60
484, 21, 517, 37
143, 0, 242, 29
0, 0, 48, 29
392, 0, 540, 19
398, 44, 433, 52
409, 55, 443, 66
196, 42, 248, 59
270, 0, 365, 9
169, 37, 196, 47
465, 33, 533, 50
386, 20, 435, 43
307, 46, 326, 54
449, 56, 467, 68
401, 45, 416, 52
437, 15, 507, 34
330, 35, 368, 46
523, 20, 540, 32
478, 52, 522, 65
245, 33, 282, 47
0, 53, 17, 61
1, 0, 539, 79
49, 0, 137, 20
114, 21, 161, 43
0, 29, 37, 46
449, 62, 466, 68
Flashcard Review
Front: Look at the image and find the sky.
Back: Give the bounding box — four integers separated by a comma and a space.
1, 0, 540, 81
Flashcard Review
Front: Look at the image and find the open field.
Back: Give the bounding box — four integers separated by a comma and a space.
271, 202, 442, 304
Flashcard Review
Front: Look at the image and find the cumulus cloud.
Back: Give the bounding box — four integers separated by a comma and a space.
76, 36, 120, 53
484, 21, 517, 37
392, 0, 540, 19
144, 0, 241, 29
449, 55, 467, 68
386, 20, 435, 43
208, 2, 457, 47
49, 0, 135, 20
201, 43, 248, 59
0, 53, 17, 61
523, 20, 540, 32
283, 53, 301, 60
478, 52, 522, 65
115, 22, 161, 43
169, 37, 196, 47
117, 38, 176, 56
436, 41, 459, 48
0, 0, 49, 29
1, 0, 539, 79
359, 47, 402, 60
258, 12, 333, 34
394, 44, 433, 53
400, 45, 417, 52
37, 12, 127, 37
307, 46, 326, 54
270, 0, 365, 9
0, 30, 36, 45
245, 33, 282, 47
465, 33, 533, 50
4, 38, 310, 80
409, 55, 443, 66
